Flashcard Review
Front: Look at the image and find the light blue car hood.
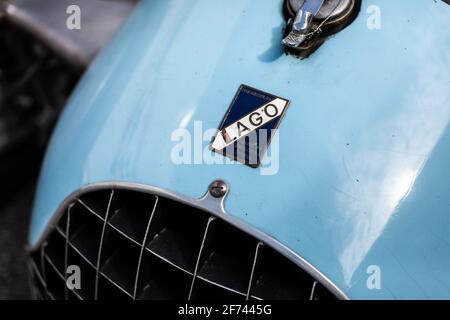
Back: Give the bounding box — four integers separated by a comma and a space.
30, 0, 450, 299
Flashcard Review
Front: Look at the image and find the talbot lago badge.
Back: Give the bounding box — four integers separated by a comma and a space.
211, 85, 289, 168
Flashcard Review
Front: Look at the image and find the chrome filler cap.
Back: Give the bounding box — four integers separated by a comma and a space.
282, 0, 326, 47
283, 0, 360, 57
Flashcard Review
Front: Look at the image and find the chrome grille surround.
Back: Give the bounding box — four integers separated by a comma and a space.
28, 182, 348, 300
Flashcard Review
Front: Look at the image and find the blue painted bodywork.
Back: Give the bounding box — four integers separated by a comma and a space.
29, 0, 450, 299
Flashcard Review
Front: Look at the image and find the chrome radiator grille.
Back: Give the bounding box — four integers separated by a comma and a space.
29, 188, 339, 300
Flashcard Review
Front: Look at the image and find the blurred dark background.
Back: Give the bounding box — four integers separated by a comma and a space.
0, 0, 136, 299
0, 183, 36, 299
0, 20, 81, 300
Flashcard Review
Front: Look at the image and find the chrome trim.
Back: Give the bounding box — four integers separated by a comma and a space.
29, 181, 349, 300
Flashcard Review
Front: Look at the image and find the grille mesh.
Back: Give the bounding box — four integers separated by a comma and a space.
29, 188, 338, 300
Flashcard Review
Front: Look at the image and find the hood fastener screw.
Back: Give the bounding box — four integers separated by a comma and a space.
209, 180, 228, 198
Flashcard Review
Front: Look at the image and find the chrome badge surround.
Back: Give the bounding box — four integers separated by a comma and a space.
211, 85, 289, 168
